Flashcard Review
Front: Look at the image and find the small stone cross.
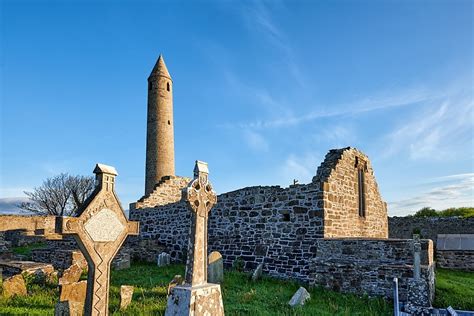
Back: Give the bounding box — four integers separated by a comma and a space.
184, 160, 217, 286
61, 164, 139, 316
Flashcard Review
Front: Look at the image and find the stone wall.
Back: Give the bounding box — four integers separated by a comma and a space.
315, 148, 388, 238
208, 184, 325, 281
0, 232, 8, 252
308, 238, 434, 302
130, 147, 389, 264
4, 230, 46, 247
133, 176, 190, 209
130, 183, 325, 267
388, 216, 474, 247
31, 249, 86, 270
436, 250, 474, 271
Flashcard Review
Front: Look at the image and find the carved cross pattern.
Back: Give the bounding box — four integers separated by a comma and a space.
186, 174, 217, 218
184, 161, 217, 286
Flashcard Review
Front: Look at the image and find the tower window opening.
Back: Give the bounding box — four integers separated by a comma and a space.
168, 120, 171, 125
167, 82, 170, 91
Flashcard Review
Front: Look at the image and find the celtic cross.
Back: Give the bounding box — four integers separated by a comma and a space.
184, 160, 217, 286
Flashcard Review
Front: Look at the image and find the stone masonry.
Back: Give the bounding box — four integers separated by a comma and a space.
317, 148, 388, 238
389, 216, 474, 247
130, 147, 388, 265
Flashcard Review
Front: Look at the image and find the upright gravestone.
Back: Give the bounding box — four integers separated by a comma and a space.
60, 164, 139, 316
165, 161, 224, 316
208, 251, 223, 284
406, 234, 431, 314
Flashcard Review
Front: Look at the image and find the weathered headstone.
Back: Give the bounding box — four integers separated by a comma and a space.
60, 280, 87, 303
165, 161, 224, 316
288, 287, 311, 307
60, 164, 139, 316
119, 285, 134, 310
167, 274, 184, 296
251, 263, 263, 281
55, 301, 84, 316
157, 252, 171, 267
59, 263, 83, 285
2, 274, 27, 297
208, 251, 223, 284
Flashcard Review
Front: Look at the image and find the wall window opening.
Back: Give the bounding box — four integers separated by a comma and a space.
355, 157, 367, 218
167, 82, 170, 91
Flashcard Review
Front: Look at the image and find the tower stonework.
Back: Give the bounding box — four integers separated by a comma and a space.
145, 55, 175, 195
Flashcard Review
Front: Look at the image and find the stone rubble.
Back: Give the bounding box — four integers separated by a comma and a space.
58, 263, 83, 285
2, 274, 27, 298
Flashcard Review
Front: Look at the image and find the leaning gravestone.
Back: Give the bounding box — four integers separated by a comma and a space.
165, 161, 224, 316
288, 287, 311, 307
251, 263, 263, 281
208, 251, 223, 284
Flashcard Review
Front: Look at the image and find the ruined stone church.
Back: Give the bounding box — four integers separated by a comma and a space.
129, 56, 434, 304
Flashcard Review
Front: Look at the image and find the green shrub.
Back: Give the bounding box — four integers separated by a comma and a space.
413, 207, 474, 218
414, 207, 438, 217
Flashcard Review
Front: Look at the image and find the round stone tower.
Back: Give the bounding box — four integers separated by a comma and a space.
145, 55, 175, 195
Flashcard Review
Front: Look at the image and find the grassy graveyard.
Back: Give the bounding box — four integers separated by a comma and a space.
0, 262, 473, 315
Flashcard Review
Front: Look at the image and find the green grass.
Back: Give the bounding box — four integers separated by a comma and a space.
0, 279, 58, 315
11, 242, 47, 260
1, 263, 472, 315
433, 268, 474, 311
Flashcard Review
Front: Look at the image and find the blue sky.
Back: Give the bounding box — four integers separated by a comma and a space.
1, 0, 473, 215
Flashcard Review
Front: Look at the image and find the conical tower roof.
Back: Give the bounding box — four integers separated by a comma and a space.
149, 54, 171, 80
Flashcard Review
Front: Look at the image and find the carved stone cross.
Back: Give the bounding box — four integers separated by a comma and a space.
184, 160, 217, 286
165, 161, 224, 316
60, 164, 139, 316
0, 164, 139, 316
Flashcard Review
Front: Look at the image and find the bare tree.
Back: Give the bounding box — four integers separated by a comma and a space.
19, 173, 95, 217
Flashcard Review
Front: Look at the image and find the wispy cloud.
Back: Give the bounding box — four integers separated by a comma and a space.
241, 1, 306, 87
224, 86, 438, 129
383, 95, 473, 160
280, 152, 323, 184
388, 173, 474, 216
242, 130, 269, 151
